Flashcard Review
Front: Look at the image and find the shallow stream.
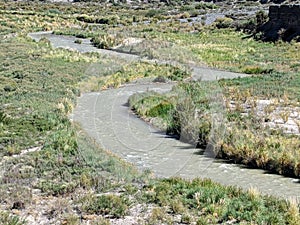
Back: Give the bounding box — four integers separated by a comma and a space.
29, 32, 299, 200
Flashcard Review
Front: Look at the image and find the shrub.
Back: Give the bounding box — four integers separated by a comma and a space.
37, 180, 77, 196
215, 17, 234, 29
195, 3, 217, 10
91, 34, 123, 49
140, 178, 296, 224
145, 9, 163, 18
0, 111, 7, 125
180, 12, 190, 19
242, 66, 274, 74
3, 83, 17, 92
179, 5, 195, 12
82, 194, 129, 218
148, 207, 169, 224
129, 92, 174, 120
256, 10, 268, 27
74, 39, 82, 44
0, 211, 26, 225
167, 65, 191, 81
47, 9, 61, 15
153, 75, 168, 83
147, 101, 174, 118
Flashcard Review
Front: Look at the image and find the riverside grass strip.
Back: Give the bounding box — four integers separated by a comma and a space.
130, 76, 300, 177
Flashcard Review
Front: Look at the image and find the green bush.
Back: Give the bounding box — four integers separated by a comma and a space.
145, 9, 163, 18
179, 5, 195, 12
82, 194, 129, 218
91, 34, 123, 49
74, 39, 82, 44
131, 81, 213, 146
47, 9, 61, 15
129, 92, 174, 121
195, 3, 217, 10
215, 17, 234, 29
167, 66, 190, 81
76, 15, 113, 24
0, 211, 26, 225
242, 65, 274, 74
0, 111, 7, 125
147, 101, 174, 118
37, 180, 77, 196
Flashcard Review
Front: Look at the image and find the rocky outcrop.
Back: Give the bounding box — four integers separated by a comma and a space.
259, 5, 300, 41
269, 5, 300, 27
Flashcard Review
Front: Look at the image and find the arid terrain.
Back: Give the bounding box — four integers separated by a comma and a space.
0, 0, 299, 224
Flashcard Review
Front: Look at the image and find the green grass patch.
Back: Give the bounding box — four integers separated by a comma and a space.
83, 62, 190, 90
111, 26, 299, 74
80, 194, 129, 218
138, 177, 299, 224
0, 35, 141, 200
129, 91, 174, 119
0, 37, 87, 156
0, 211, 26, 225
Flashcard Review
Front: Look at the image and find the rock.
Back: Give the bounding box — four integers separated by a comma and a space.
260, 0, 269, 4
153, 75, 168, 83
259, 5, 300, 41
272, 0, 286, 3
82, 214, 97, 220
11, 209, 21, 215
12, 201, 25, 210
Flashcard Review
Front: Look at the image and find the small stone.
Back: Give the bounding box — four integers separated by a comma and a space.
11, 209, 21, 215
12, 201, 25, 210
82, 214, 97, 220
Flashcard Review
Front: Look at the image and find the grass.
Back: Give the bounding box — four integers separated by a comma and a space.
146, 28, 300, 73
80, 194, 129, 218
96, 23, 299, 74
137, 177, 299, 224
80, 61, 190, 91
0, 211, 26, 225
0, 28, 142, 222
20, 0, 297, 75
0, 37, 87, 156
129, 91, 174, 119
99, 62, 190, 89
131, 75, 300, 177
129, 81, 223, 145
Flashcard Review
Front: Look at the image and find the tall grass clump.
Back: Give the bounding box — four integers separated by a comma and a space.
87, 62, 190, 90
0, 211, 26, 225
139, 177, 298, 224
129, 81, 222, 147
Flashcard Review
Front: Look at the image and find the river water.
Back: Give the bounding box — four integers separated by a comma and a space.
29, 32, 299, 200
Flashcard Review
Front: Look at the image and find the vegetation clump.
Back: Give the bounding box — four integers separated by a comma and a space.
81, 194, 129, 218
131, 75, 300, 177
138, 177, 299, 224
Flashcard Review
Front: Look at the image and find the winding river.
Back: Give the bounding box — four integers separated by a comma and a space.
29, 32, 299, 200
